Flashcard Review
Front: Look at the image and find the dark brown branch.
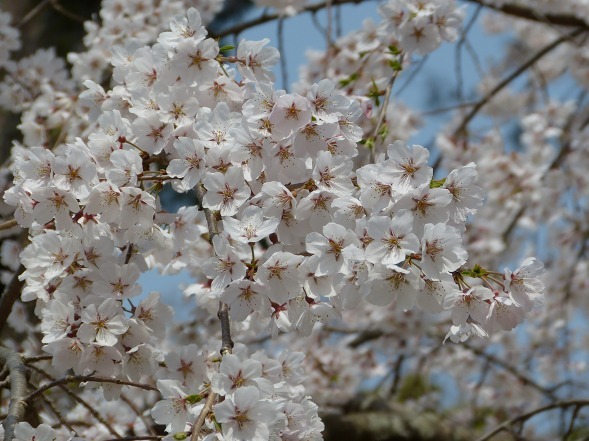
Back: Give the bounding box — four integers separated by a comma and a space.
48, 0, 86, 24
463, 0, 589, 30
211, 0, 368, 39
453, 27, 586, 137
0, 265, 26, 336
28, 365, 123, 439
195, 184, 219, 243
218, 302, 234, 356
0, 348, 28, 441
475, 400, 589, 441
25, 374, 158, 401
191, 185, 232, 441
102, 437, 164, 441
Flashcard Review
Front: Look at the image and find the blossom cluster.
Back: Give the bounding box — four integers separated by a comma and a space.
0, 0, 558, 440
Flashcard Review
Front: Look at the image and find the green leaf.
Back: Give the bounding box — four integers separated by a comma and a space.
219, 45, 235, 52
173, 432, 188, 440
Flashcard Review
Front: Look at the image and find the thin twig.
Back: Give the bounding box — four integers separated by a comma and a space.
212, 0, 369, 39
278, 17, 288, 91
121, 394, 157, 436
0, 219, 18, 231
28, 365, 123, 439
25, 374, 158, 402
369, 53, 405, 162
189, 391, 218, 441
18, 0, 51, 27
453, 27, 586, 137
462, 343, 556, 400
0, 348, 27, 441
48, 0, 86, 24
40, 394, 79, 436
455, 5, 482, 104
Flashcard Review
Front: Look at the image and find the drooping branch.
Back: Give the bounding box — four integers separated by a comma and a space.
0, 349, 27, 441
463, 0, 589, 30
475, 400, 589, 441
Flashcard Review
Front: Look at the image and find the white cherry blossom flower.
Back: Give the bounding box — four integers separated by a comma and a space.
305, 222, 362, 276
365, 211, 419, 266
151, 379, 196, 435
202, 235, 247, 292
269, 93, 313, 139
444, 285, 493, 326
92, 262, 142, 299
385, 140, 433, 195
256, 251, 304, 304
215, 386, 277, 441
202, 167, 251, 216
14, 423, 56, 441
221, 280, 272, 321
443, 162, 485, 223
77, 298, 129, 346
236, 38, 280, 82
212, 354, 274, 397
167, 137, 207, 191
420, 223, 468, 280
223, 205, 279, 243
504, 257, 544, 313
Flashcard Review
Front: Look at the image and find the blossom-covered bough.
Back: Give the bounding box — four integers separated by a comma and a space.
0, 0, 587, 440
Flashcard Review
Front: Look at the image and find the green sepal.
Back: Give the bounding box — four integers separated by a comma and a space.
388, 58, 403, 71
339, 72, 358, 87
429, 178, 446, 188
461, 264, 488, 278
185, 394, 203, 405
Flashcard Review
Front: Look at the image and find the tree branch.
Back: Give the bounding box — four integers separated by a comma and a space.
189, 390, 218, 441
27, 365, 123, 439
453, 27, 586, 137
0, 348, 28, 441
190, 184, 234, 441
0, 265, 26, 336
25, 374, 158, 402
0, 219, 18, 231
462, 0, 589, 30
211, 0, 369, 39
475, 400, 589, 441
